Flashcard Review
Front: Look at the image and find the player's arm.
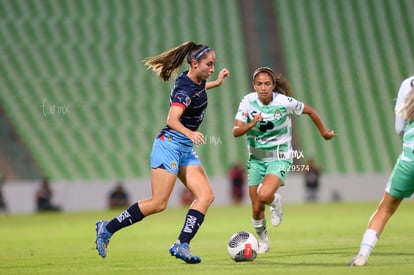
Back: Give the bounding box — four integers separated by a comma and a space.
166, 105, 204, 145
394, 81, 412, 135
206, 68, 230, 90
302, 105, 336, 140
233, 113, 262, 137
395, 113, 407, 135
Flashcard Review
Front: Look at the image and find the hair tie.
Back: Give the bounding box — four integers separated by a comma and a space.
195, 47, 211, 60
252, 67, 275, 82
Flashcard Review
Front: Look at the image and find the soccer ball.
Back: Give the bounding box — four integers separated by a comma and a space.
227, 231, 259, 262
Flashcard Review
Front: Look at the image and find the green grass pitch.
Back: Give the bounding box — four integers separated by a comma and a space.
1, 201, 414, 274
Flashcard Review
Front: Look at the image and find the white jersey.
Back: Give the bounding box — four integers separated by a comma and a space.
394, 75, 414, 135
235, 92, 304, 161
394, 75, 414, 161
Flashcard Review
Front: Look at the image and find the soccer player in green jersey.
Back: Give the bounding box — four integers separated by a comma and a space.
349, 75, 414, 266
233, 67, 336, 253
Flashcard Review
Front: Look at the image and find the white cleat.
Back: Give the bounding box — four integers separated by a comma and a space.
258, 240, 269, 253
257, 230, 269, 253
270, 193, 282, 227
348, 254, 368, 266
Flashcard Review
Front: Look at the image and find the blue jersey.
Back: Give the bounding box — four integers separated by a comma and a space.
157, 71, 208, 145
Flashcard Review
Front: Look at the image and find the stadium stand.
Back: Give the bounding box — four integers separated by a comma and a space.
0, 0, 249, 180
274, 0, 414, 173
0, 0, 413, 181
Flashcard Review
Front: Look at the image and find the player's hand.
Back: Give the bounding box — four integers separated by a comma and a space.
217, 68, 230, 83
247, 113, 263, 129
190, 131, 205, 145
253, 113, 263, 124
205, 68, 230, 90
322, 130, 336, 140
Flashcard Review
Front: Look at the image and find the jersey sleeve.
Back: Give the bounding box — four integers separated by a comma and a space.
234, 95, 249, 123
285, 96, 305, 115
394, 77, 414, 134
171, 89, 192, 109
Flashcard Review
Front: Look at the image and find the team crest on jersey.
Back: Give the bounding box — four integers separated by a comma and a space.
171, 161, 177, 170
274, 110, 283, 120
184, 96, 191, 107
168, 136, 173, 141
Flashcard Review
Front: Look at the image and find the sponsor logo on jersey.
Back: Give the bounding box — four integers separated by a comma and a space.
295, 102, 303, 111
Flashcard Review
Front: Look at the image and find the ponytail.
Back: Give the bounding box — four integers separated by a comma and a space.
274, 74, 293, 97
143, 41, 210, 82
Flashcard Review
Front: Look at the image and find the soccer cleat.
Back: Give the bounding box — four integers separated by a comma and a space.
169, 242, 201, 264
348, 254, 369, 266
258, 240, 269, 253
257, 230, 269, 253
95, 220, 113, 258
269, 193, 282, 227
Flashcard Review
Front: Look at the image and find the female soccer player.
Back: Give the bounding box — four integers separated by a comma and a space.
95, 41, 229, 264
349, 75, 414, 266
233, 67, 335, 253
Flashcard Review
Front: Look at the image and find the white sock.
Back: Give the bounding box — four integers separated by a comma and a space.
252, 218, 267, 239
358, 229, 379, 256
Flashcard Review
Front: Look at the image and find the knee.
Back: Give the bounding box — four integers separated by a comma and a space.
209, 192, 215, 205
257, 191, 273, 205
197, 191, 214, 207
155, 203, 168, 213
205, 191, 215, 206
149, 199, 168, 214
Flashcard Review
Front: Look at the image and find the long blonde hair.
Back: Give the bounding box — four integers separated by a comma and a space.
143, 41, 210, 82
399, 86, 414, 121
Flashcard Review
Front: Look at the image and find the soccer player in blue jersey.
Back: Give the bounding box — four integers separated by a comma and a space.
349, 75, 414, 266
233, 67, 335, 253
95, 41, 229, 264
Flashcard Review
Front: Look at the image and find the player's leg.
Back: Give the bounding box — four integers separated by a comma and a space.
96, 137, 179, 258
247, 158, 269, 253
96, 168, 177, 258
249, 185, 269, 253
367, 192, 402, 235
257, 173, 283, 227
349, 192, 402, 266
139, 168, 177, 215
179, 165, 214, 214
349, 157, 412, 266
169, 164, 214, 264
258, 160, 290, 227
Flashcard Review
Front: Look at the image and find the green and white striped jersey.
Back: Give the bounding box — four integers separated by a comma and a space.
235, 92, 304, 161
395, 75, 414, 161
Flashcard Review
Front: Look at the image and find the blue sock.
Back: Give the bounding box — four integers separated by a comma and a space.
106, 203, 144, 234
177, 209, 205, 244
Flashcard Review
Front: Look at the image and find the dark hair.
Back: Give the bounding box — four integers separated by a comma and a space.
252, 67, 293, 97
143, 41, 211, 81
